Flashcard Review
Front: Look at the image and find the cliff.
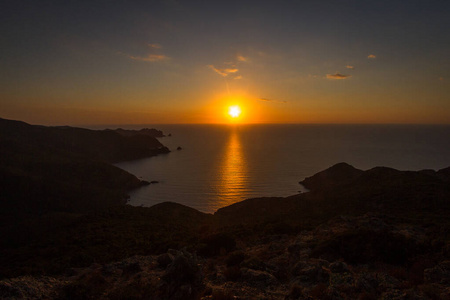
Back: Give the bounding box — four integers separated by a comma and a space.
0, 118, 169, 214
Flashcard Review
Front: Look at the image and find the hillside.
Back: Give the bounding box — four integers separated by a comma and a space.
214, 162, 450, 228
0, 118, 170, 215
1, 119, 449, 299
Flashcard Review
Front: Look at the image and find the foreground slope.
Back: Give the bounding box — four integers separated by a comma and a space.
1, 119, 449, 298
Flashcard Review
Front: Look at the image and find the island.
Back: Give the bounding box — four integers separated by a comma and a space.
0, 118, 449, 299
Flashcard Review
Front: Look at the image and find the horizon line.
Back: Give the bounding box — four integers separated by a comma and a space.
2, 117, 450, 128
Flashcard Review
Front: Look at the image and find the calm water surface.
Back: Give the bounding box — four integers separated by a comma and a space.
114, 125, 450, 213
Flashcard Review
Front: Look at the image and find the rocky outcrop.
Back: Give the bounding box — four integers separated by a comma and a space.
240, 268, 277, 287
0, 276, 66, 299
424, 261, 450, 284
161, 250, 204, 299
2, 213, 448, 299
300, 162, 363, 191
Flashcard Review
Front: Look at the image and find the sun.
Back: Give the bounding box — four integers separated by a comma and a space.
228, 105, 241, 118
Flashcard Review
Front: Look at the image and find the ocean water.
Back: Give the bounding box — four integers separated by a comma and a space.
114, 124, 450, 213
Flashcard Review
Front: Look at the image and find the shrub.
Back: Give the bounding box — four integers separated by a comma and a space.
419, 284, 441, 300
309, 283, 329, 299
211, 288, 235, 300
288, 284, 303, 299
107, 276, 160, 300
240, 256, 267, 271
408, 258, 433, 285
60, 270, 107, 299
224, 266, 241, 282
311, 229, 421, 265
225, 251, 246, 267
197, 233, 236, 257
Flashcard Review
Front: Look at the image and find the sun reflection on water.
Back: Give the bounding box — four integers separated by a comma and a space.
216, 129, 248, 208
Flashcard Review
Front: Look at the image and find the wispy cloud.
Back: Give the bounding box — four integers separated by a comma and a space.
326, 73, 351, 80
208, 65, 239, 77
237, 55, 248, 62
346, 65, 354, 69
148, 43, 162, 49
368, 54, 376, 59
258, 98, 287, 103
209, 53, 249, 79
121, 42, 168, 63
128, 54, 168, 62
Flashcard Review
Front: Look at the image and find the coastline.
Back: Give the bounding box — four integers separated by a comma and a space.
1, 118, 450, 299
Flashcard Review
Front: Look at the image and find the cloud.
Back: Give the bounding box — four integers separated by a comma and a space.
209, 65, 239, 77
258, 98, 287, 103
326, 73, 351, 80
129, 54, 168, 62
226, 68, 238, 73
346, 65, 354, 69
237, 55, 248, 62
209, 54, 248, 79
368, 54, 376, 59
121, 42, 168, 63
148, 43, 162, 49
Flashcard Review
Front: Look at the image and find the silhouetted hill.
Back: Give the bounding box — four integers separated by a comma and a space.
437, 166, 450, 182
0, 118, 169, 163
216, 163, 450, 226
299, 164, 450, 215
110, 127, 165, 138
300, 162, 363, 191
0, 118, 169, 214
1, 119, 450, 298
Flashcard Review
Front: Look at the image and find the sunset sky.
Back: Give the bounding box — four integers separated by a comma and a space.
1, 0, 449, 125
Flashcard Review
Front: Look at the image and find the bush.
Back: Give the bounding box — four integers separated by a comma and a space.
210, 289, 235, 300
288, 284, 303, 299
60, 270, 107, 300
197, 233, 236, 257
107, 276, 161, 300
241, 257, 266, 271
225, 251, 246, 267
311, 229, 421, 265
309, 283, 329, 299
224, 266, 241, 282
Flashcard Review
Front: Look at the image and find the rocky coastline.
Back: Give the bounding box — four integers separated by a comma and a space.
1, 118, 449, 299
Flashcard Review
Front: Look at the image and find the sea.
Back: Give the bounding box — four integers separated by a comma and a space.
112, 124, 450, 213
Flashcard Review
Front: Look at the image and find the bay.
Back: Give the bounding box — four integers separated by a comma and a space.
114, 124, 450, 213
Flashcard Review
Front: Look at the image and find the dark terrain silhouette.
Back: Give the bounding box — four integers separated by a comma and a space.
0, 118, 449, 299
